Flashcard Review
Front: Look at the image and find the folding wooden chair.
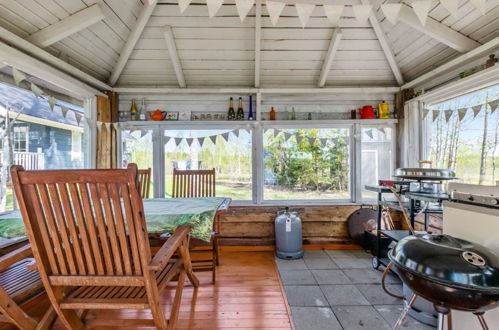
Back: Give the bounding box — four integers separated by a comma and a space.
137, 168, 151, 198
11, 164, 196, 329
172, 168, 219, 283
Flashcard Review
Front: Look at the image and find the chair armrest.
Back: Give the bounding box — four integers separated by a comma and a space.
0, 244, 32, 271
149, 225, 190, 271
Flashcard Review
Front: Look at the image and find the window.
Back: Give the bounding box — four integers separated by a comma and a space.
13, 126, 28, 152
121, 129, 154, 191
425, 85, 499, 185
361, 126, 394, 199
263, 127, 350, 200
163, 129, 252, 200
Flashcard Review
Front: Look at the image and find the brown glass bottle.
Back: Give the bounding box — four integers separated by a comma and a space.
269, 107, 276, 120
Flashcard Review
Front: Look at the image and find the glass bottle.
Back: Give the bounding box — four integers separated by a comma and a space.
236, 97, 244, 120
307, 112, 312, 120
269, 107, 276, 120
139, 98, 146, 121
227, 97, 236, 120
248, 95, 254, 120
291, 107, 296, 120
130, 99, 138, 121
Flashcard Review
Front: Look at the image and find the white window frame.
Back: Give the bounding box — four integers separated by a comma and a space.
117, 119, 397, 205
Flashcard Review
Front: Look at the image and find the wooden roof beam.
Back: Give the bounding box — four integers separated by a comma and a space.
26, 4, 105, 48
361, 0, 404, 85
318, 29, 342, 87
113, 87, 401, 94
254, 0, 262, 88
398, 4, 480, 53
108, 0, 158, 86
163, 26, 186, 88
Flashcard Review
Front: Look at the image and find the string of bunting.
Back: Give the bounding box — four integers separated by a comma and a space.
177, 0, 490, 28
10, 66, 85, 127
422, 97, 499, 123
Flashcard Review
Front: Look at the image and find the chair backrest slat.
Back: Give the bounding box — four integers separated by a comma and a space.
11, 164, 149, 280
137, 168, 151, 198
172, 168, 216, 198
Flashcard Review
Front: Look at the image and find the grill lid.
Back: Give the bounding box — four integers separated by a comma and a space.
389, 234, 499, 290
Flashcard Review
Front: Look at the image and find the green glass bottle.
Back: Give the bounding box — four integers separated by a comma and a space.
227, 97, 236, 120
291, 107, 296, 120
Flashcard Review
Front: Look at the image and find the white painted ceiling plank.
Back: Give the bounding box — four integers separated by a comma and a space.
163, 26, 186, 88
254, 0, 261, 88
108, 0, 158, 86
398, 4, 480, 53
25, 4, 105, 47
318, 28, 342, 88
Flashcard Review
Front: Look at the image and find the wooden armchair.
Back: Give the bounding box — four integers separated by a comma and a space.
172, 168, 219, 283
0, 244, 56, 329
137, 168, 151, 198
11, 164, 195, 329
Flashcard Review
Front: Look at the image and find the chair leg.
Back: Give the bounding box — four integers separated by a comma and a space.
49, 288, 84, 330
179, 240, 200, 288
0, 288, 38, 330
168, 270, 186, 330
213, 235, 220, 266
35, 306, 57, 330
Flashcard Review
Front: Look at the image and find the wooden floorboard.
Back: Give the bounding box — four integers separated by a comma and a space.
4, 251, 292, 329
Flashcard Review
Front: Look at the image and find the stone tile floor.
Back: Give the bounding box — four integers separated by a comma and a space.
276, 250, 436, 330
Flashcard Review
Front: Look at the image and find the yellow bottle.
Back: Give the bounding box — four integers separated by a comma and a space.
378, 100, 390, 119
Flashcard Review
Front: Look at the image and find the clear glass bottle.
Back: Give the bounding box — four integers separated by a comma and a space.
139, 98, 146, 121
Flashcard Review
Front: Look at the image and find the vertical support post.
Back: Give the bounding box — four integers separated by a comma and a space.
96, 91, 118, 168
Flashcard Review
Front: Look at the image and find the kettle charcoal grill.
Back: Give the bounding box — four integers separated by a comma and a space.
389, 234, 499, 330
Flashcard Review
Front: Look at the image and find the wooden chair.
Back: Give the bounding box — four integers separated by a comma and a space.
11, 164, 197, 329
0, 244, 56, 329
172, 168, 219, 283
137, 168, 151, 198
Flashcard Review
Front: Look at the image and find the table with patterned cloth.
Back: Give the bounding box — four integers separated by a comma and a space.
0, 197, 230, 246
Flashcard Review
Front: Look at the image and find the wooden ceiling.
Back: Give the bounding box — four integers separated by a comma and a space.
0, 0, 497, 90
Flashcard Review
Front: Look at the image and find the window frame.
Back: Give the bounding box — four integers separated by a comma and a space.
117, 119, 397, 205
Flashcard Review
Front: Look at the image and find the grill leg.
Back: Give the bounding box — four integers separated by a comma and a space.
437, 313, 445, 330
393, 294, 417, 330
474, 313, 489, 330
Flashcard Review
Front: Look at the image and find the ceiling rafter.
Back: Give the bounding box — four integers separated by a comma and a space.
26, 4, 105, 48
108, 0, 158, 86
398, 4, 480, 53
318, 28, 342, 87
362, 0, 404, 86
163, 26, 186, 88
254, 0, 262, 88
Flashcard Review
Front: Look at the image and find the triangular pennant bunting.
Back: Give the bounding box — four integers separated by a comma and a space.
488, 100, 499, 113
140, 130, 146, 138
174, 137, 183, 146
273, 129, 280, 138
209, 135, 217, 145
307, 137, 316, 146
295, 3, 315, 28
75, 113, 82, 125
379, 127, 387, 135
235, 0, 255, 22
96, 121, 103, 131
178, 0, 192, 13
422, 109, 430, 119
323, 5, 343, 27
186, 138, 194, 147
206, 0, 224, 18
30, 83, 43, 98
221, 132, 230, 142
320, 138, 328, 145
440, 0, 459, 17
105, 122, 112, 131
199, 137, 206, 147
284, 132, 292, 141
296, 136, 303, 144
232, 129, 239, 138
432, 110, 440, 122
164, 136, 172, 145
365, 129, 374, 139
12, 68, 27, 86
458, 108, 468, 121
266, 0, 286, 26
444, 110, 454, 123
48, 96, 57, 111
381, 4, 402, 25
352, 5, 372, 25
412, 0, 432, 26
472, 105, 482, 118
111, 122, 118, 130
61, 106, 69, 118
469, 0, 487, 15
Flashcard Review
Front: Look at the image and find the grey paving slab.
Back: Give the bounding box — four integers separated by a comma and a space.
285, 285, 329, 307
304, 257, 339, 270
280, 269, 317, 285
275, 257, 308, 270
311, 269, 352, 285
321, 284, 371, 306
333, 257, 373, 269
326, 250, 357, 258
332, 306, 391, 330
356, 284, 404, 305
342, 268, 400, 284
374, 305, 436, 329
291, 307, 343, 330
303, 250, 329, 258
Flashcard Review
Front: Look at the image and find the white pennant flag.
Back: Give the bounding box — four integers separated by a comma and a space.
457, 108, 468, 121
412, 1, 432, 26
296, 136, 304, 144
207, 0, 223, 18
178, 0, 192, 13
235, 0, 255, 21
488, 100, 499, 113
444, 110, 454, 123
61, 106, 69, 118
30, 83, 43, 98
472, 105, 482, 118
469, 0, 487, 15
432, 110, 440, 122
266, 0, 286, 26
221, 132, 230, 142
48, 96, 57, 111
323, 5, 343, 27
273, 129, 280, 138
381, 4, 402, 25
199, 137, 206, 147
12, 67, 27, 86
105, 122, 112, 131
209, 135, 217, 145
365, 129, 374, 139
186, 138, 194, 147
307, 137, 316, 146
440, 0, 459, 17
295, 3, 315, 28
232, 129, 239, 138
422, 108, 430, 119
352, 5, 372, 25
75, 113, 83, 125
96, 121, 103, 131
174, 137, 183, 146
111, 122, 118, 130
